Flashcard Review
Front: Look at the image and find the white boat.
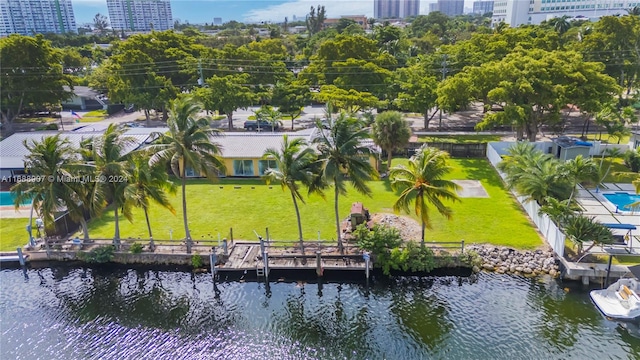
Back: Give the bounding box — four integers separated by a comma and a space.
590, 278, 640, 321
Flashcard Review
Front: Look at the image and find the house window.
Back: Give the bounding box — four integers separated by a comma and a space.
233, 160, 254, 176
185, 166, 197, 177
258, 159, 278, 175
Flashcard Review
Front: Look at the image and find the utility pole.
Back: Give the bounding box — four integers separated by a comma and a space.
198, 59, 204, 86
439, 54, 449, 131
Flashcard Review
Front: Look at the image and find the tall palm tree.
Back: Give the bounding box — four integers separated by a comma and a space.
149, 96, 225, 253
86, 124, 136, 247
263, 135, 321, 254
313, 113, 378, 253
125, 152, 177, 251
550, 15, 571, 35
11, 135, 88, 243
389, 145, 460, 244
559, 155, 600, 204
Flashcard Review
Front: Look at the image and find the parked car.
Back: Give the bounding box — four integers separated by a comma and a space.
243, 120, 279, 131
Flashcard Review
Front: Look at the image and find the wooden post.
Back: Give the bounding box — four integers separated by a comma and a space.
316, 251, 323, 277
604, 254, 613, 288
16, 247, 25, 266
222, 239, 228, 256
461, 240, 465, 253
259, 238, 265, 256
229, 227, 233, 243
263, 249, 270, 278
210, 251, 217, 279
266, 227, 270, 242
363, 251, 370, 280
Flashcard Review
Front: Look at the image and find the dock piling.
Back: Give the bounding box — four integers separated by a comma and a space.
17, 247, 25, 266
316, 251, 323, 277
210, 251, 217, 279
222, 239, 228, 256
266, 227, 270, 242
263, 249, 270, 278
363, 251, 370, 280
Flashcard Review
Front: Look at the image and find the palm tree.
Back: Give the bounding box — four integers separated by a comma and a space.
389, 145, 460, 244
11, 135, 88, 244
549, 15, 571, 35
263, 135, 321, 254
86, 124, 136, 247
149, 96, 225, 253
559, 155, 600, 204
313, 113, 378, 253
627, 6, 640, 15
371, 111, 412, 170
563, 215, 614, 260
125, 152, 177, 251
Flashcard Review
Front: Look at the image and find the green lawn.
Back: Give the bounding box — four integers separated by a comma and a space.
68, 158, 543, 249
0, 218, 31, 251
596, 158, 637, 183
417, 135, 504, 144
79, 109, 107, 123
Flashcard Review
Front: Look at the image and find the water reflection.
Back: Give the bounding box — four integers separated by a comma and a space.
1, 267, 639, 359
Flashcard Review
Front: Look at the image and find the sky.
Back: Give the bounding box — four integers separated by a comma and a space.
73, 0, 475, 25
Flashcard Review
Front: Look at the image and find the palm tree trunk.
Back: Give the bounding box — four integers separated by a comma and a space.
387, 150, 393, 171
421, 220, 426, 246
114, 207, 120, 248
291, 191, 305, 255
227, 113, 233, 130
79, 218, 89, 241
181, 172, 192, 253
334, 183, 343, 254
144, 207, 155, 252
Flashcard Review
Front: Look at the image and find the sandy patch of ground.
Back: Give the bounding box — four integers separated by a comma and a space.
371, 213, 422, 241
452, 180, 489, 198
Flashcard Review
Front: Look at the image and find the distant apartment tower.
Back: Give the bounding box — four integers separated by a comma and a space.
473, 1, 495, 14
0, 0, 77, 36
213, 17, 222, 25
436, 0, 464, 16
492, 0, 638, 27
107, 0, 173, 32
374, 0, 420, 19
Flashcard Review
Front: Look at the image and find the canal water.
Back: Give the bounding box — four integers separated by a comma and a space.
1, 266, 639, 360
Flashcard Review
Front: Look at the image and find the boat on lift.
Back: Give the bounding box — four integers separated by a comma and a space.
590, 278, 640, 321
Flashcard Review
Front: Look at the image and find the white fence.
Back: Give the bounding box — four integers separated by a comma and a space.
487, 142, 566, 257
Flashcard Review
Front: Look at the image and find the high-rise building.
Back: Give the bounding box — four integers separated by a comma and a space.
473, 0, 495, 15
374, 0, 420, 19
0, 0, 77, 37
437, 0, 464, 17
492, 0, 638, 27
107, 0, 173, 32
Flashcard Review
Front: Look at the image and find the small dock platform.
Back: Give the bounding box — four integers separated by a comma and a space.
216, 241, 368, 275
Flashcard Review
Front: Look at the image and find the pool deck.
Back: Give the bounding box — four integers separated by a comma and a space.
0, 205, 31, 218
576, 184, 640, 257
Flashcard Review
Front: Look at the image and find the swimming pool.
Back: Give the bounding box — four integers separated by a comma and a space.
603, 192, 640, 211
0, 192, 30, 206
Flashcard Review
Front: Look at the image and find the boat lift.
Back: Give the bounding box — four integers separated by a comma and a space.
603, 223, 637, 254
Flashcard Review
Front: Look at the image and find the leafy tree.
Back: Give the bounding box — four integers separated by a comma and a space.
263, 135, 321, 253
60, 47, 90, 75
93, 13, 109, 35
594, 105, 635, 143
125, 152, 177, 251
254, 105, 282, 132
389, 145, 460, 244
271, 79, 311, 130
335, 18, 357, 33
371, 111, 412, 169
0, 35, 72, 131
314, 85, 380, 114
196, 74, 255, 130
85, 124, 135, 247
313, 114, 378, 253
396, 64, 439, 129
306, 5, 326, 35
149, 97, 225, 253
623, 147, 640, 172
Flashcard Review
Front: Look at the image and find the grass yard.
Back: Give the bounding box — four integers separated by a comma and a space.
0, 218, 31, 251
596, 158, 637, 183
76, 158, 543, 249
417, 135, 504, 144
79, 109, 108, 123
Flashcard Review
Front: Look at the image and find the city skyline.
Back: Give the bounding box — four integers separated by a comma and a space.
0, 0, 77, 36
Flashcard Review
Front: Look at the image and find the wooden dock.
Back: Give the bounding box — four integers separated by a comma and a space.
216, 242, 368, 274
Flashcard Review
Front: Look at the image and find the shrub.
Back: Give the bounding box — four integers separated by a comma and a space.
623, 148, 640, 172
191, 252, 203, 268
130, 243, 143, 254
459, 250, 483, 268
78, 245, 115, 263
